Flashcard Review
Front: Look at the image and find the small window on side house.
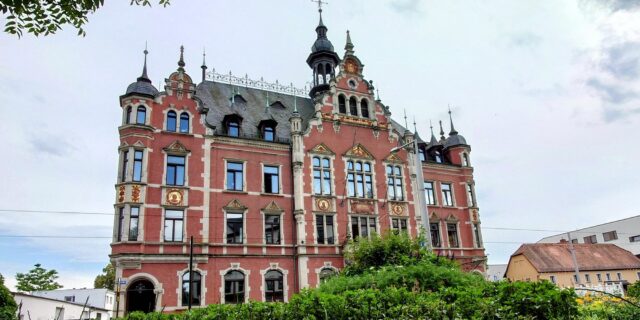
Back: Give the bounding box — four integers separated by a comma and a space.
583, 235, 597, 244
603, 231, 618, 241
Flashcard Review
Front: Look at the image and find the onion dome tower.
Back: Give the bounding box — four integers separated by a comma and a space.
307, 6, 340, 98
125, 47, 158, 97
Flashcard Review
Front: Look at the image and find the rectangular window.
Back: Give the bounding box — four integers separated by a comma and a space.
316, 214, 335, 245
573, 274, 579, 283
313, 157, 332, 195
117, 207, 125, 241
226, 162, 244, 191
226, 213, 243, 244
606, 273, 611, 281
391, 218, 408, 234
583, 235, 597, 244
166, 155, 186, 186
441, 183, 453, 206
164, 209, 184, 242
424, 181, 436, 205
617, 272, 622, 281
571, 239, 578, 244
447, 223, 459, 248
585, 274, 591, 283
265, 215, 280, 244
630, 235, 640, 242
430, 222, 441, 247
64, 296, 75, 302
473, 223, 482, 248
128, 207, 139, 241
263, 166, 280, 194
597, 273, 602, 282
603, 231, 618, 241
133, 150, 143, 182
347, 161, 373, 198
386, 165, 404, 201
466, 184, 475, 207
550, 275, 556, 284
351, 216, 376, 239
121, 150, 129, 182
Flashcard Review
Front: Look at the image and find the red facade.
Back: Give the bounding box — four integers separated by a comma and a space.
110, 19, 485, 316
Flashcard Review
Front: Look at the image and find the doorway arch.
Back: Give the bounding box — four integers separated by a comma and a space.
126, 279, 156, 314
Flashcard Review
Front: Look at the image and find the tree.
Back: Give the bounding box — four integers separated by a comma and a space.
15, 263, 62, 292
93, 263, 115, 290
1, 0, 170, 38
0, 273, 17, 320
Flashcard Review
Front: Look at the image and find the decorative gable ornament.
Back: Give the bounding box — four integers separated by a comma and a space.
225, 199, 247, 210
310, 143, 335, 155
384, 152, 404, 164
133, 140, 146, 148
163, 140, 190, 154
263, 200, 283, 212
344, 143, 373, 160
429, 212, 439, 222
446, 214, 459, 222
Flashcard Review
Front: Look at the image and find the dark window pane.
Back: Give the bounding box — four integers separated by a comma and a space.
136, 106, 146, 124
226, 213, 243, 243
167, 111, 177, 132
326, 215, 334, 244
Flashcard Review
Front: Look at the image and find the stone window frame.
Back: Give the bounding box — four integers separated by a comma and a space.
260, 263, 289, 302
344, 159, 375, 199
219, 263, 250, 304
260, 162, 283, 195
224, 207, 247, 245
223, 159, 247, 192
349, 215, 377, 240
445, 215, 460, 248
440, 182, 455, 207
261, 208, 284, 246
315, 262, 339, 286
162, 208, 185, 243
333, 91, 372, 119
314, 213, 336, 245
384, 163, 407, 202
310, 155, 334, 196
175, 266, 207, 308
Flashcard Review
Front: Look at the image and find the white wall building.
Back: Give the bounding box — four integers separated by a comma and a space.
485, 264, 507, 281
14, 292, 111, 320
538, 215, 640, 256
30, 288, 115, 318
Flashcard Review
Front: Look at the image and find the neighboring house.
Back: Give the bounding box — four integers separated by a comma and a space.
109, 6, 485, 317
485, 264, 507, 281
13, 292, 110, 320
505, 243, 640, 290
31, 288, 115, 318
538, 215, 640, 257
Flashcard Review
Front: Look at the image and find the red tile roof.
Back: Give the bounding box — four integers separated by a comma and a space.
511, 243, 640, 273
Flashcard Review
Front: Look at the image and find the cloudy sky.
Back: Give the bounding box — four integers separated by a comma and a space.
1, 0, 640, 289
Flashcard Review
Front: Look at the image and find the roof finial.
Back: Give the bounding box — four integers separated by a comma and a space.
201, 47, 207, 82
413, 116, 417, 133
429, 120, 438, 144
345, 30, 354, 54
137, 42, 151, 83
376, 88, 380, 101
439, 120, 445, 141
178, 45, 185, 71
448, 105, 458, 135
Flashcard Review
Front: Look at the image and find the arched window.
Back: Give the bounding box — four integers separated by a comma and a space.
338, 95, 346, 114
325, 63, 333, 81
180, 113, 189, 133
462, 153, 470, 166
349, 97, 358, 116
181, 271, 202, 306
360, 99, 369, 118
166, 111, 177, 132
136, 106, 146, 125
264, 270, 284, 302
224, 270, 245, 304
125, 106, 132, 124
319, 268, 337, 284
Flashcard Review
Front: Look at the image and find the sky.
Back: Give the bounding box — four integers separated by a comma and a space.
1, 0, 640, 290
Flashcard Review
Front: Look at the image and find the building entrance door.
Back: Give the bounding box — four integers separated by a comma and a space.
126, 279, 156, 314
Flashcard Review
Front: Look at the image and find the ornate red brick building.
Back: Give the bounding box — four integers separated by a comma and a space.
110, 9, 485, 316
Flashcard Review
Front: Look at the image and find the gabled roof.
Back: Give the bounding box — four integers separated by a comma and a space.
509, 243, 640, 273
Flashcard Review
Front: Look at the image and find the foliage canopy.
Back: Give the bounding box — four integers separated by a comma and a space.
94, 263, 115, 291
15, 263, 62, 292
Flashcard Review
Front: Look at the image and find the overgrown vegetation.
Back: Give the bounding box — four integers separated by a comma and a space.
123, 232, 640, 320
0, 273, 17, 320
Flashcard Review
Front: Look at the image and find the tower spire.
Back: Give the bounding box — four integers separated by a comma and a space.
178, 45, 185, 71
201, 47, 207, 82
403, 109, 409, 130
439, 120, 445, 141
429, 120, 438, 144
448, 105, 458, 135
137, 43, 151, 83
345, 30, 354, 54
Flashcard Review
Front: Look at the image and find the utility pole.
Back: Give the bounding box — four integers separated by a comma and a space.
567, 232, 581, 285
188, 235, 194, 310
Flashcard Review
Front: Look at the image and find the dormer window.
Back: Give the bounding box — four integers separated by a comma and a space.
434, 151, 443, 163
223, 115, 242, 137
179, 113, 189, 133
419, 148, 426, 162
136, 106, 146, 125
167, 111, 177, 132
338, 95, 346, 114
360, 99, 369, 118
349, 97, 357, 116
259, 120, 277, 142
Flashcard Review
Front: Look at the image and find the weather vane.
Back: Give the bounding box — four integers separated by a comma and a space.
312, 0, 328, 11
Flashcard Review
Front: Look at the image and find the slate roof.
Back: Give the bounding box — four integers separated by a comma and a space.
195, 81, 315, 141
444, 134, 467, 148
125, 80, 159, 97
511, 243, 640, 273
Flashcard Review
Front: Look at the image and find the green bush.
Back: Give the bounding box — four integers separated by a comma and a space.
627, 281, 640, 299
0, 275, 17, 320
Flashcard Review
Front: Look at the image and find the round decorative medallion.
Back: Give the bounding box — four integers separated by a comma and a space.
166, 189, 183, 206
392, 204, 404, 215
316, 198, 331, 212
